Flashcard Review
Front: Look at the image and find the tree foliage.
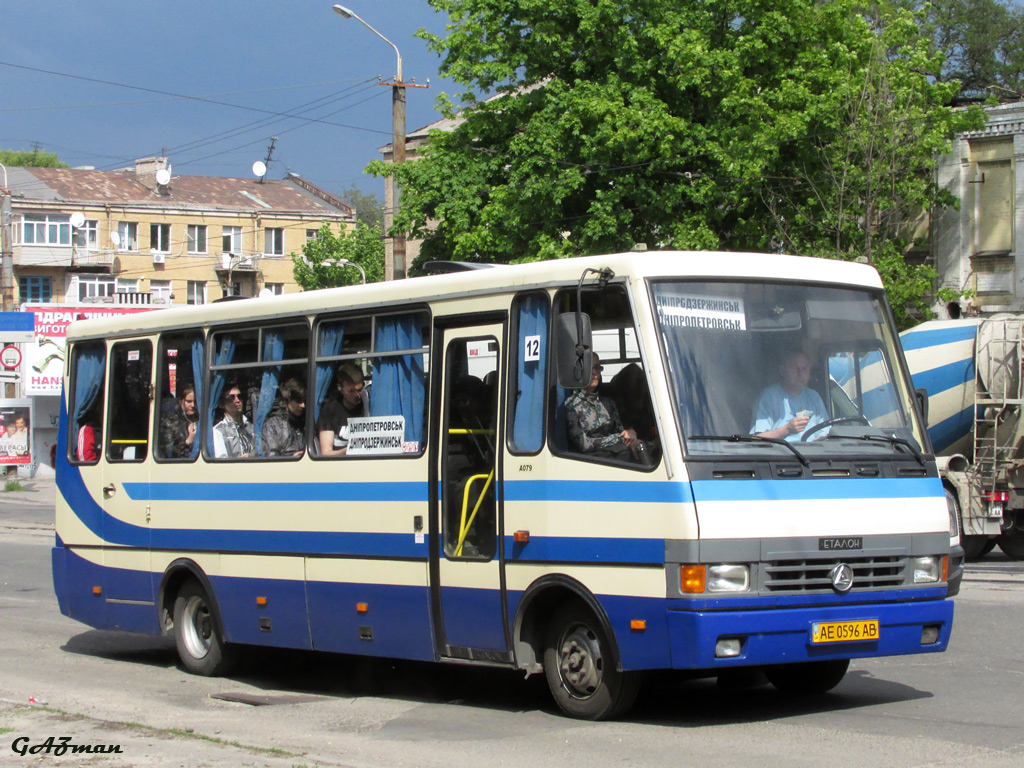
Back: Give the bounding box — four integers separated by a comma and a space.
337, 183, 385, 232
292, 223, 384, 290
0, 146, 68, 168
914, 0, 1024, 97
373, 0, 986, 322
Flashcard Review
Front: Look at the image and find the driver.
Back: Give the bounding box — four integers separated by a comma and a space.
750, 348, 828, 441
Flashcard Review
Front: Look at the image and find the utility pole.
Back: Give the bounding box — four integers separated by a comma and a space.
1, 163, 13, 311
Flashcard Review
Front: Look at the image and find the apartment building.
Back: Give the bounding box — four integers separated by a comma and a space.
5, 156, 354, 308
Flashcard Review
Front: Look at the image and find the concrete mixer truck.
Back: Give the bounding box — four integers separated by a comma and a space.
901, 316, 1024, 560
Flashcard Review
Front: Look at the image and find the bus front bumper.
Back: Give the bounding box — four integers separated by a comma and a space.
665, 597, 954, 669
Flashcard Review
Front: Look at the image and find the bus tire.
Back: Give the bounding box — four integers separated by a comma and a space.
542, 602, 640, 720
765, 659, 849, 695
172, 580, 235, 676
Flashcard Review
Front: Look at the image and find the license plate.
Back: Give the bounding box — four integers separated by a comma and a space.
988, 501, 1004, 518
811, 620, 879, 644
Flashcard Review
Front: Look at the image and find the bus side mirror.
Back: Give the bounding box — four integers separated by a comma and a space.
555, 312, 593, 389
915, 388, 929, 426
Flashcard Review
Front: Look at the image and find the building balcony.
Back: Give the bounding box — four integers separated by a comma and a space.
215, 252, 262, 272
12, 245, 72, 268
69, 247, 117, 272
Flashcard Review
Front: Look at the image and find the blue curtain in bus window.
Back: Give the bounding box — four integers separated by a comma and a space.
72, 345, 105, 432
314, 322, 345, 423
512, 294, 548, 451
207, 335, 235, 454
371, 315, 425, 448
190, 336, 205, 459
253, 330, 285, 456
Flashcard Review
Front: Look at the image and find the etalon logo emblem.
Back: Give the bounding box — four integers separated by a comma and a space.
830, 563, 854, 593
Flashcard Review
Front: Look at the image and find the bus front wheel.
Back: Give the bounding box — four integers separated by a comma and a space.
173, 580, 235, 676
542, 602, 640, 720
766, 659, 849, 694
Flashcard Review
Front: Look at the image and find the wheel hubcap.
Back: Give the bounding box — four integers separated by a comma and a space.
558, 624, 603, 698
182, 595, 212, 660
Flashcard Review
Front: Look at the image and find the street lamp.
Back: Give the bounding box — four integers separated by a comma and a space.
333, 3, 408, 281
336, 258, 367, 284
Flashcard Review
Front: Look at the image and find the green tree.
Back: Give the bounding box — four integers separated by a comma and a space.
374, 0, 982, 320
0, 146, 68, 168
766, 7, 985, 325
337, 183, 385, 232
292, 222, 384, 290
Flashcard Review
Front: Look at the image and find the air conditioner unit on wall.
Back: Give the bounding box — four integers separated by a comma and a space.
152, 252, 166, 265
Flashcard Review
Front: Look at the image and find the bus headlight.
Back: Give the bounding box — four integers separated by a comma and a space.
912, 556, 941, 583
707, 564, 750, 592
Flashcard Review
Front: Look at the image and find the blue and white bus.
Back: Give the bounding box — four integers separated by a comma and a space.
52, 252, 959, 719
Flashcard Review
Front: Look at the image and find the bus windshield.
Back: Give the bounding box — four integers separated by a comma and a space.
651, 279, 927, 459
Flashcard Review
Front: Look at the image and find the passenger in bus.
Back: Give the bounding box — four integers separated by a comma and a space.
262, 378, 306, 457
750, 348, 827, 441
566, 354, 647, 462
212, 383, 254, 459
159, 384, 199, 459
76, 403, 101, 462
316, 364, 367, 456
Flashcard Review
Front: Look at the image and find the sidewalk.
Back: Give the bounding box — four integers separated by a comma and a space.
1, 473, 56, 508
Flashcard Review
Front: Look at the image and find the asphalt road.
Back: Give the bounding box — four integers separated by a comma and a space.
2, 488, 1023, 767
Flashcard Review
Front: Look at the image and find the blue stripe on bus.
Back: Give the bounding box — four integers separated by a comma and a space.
123, 482, 429, 503
502, 479, 692, 504
506, 535, 665, 563
900, 323, 978, 351
690, 477, 942, 502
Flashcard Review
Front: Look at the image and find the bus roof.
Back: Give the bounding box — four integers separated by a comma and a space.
62, 251, 883, 341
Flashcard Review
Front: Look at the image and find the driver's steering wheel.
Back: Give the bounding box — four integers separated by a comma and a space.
800, 415, 870, 441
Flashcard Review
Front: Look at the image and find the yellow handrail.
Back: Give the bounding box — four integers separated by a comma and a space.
448, 428, 495, 435
110, 439, 148, 444
454, 470, 494, 557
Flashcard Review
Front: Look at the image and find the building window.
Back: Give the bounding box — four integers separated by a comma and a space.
264, 227, 284, 256
19, 276, 53, 303
265, 282, 284, 296
222, 225, 242, 254
970, 138, 1014, 257
306, 229, 319, 242
116, 278, 140, 294
73, 219, 99, 250
117, 222, 138, 251
22, 214, 71, 246
151, 223, 172, 253
150, 279, 172, 303
187, 281, 206, 306
187, 224, 208, 254
78, 275, 116, 301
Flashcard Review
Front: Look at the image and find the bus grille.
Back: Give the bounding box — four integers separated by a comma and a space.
763, 556, 906, 592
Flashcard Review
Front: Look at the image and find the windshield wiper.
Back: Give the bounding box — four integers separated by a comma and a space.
824, 433, 925, 466
692, 434, 810, 467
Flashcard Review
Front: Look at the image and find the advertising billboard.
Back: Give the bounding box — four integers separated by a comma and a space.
0, 399, 32, 465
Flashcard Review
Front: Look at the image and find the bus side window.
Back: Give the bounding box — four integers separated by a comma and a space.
107, 341, 153, 462
241, 323, 309, 459
312, 317, 370, 458
367, 311, 428, 456
509, 292, 549, 454
68, 341, 106, 465
156, 331, 204, 462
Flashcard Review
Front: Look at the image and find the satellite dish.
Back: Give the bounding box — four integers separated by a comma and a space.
258, 288, 274, 299
252, 161, 267, 178
69, 212, 85, 228
155, 168, 171, 186
110, 231, 121, 247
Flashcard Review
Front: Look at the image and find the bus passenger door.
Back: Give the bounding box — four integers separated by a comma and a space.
431, 320, 509, 658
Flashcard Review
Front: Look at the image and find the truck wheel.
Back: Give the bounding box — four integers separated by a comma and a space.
997, 514, 1024, 560
766, 659, 849, 694
542, 602, 640, 720
173, 580, 236, 676
949, 488, 993, 561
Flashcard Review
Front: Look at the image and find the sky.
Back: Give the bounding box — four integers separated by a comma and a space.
0, 0, 454, 200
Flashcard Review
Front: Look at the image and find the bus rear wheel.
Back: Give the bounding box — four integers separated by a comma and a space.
173, 580, 235, 676
765, 659, 849, 695
542, 602, 640, 720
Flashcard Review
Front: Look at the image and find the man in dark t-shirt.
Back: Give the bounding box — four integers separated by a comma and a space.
316, 363, 367, 455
